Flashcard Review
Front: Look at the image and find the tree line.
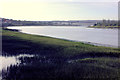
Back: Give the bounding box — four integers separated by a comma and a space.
93, 19, 119, 27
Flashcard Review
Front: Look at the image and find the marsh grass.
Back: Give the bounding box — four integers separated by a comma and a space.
2, 29, 120, 80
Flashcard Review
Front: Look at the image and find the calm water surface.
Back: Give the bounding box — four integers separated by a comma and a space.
8, 26, 118, 47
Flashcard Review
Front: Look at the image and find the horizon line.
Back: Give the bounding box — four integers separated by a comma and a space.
0, 17, 118, 21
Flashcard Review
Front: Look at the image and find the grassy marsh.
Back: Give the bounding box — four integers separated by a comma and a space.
2, 29, 120, 80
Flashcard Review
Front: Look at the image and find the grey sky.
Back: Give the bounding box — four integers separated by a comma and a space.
0, 0, 118, 20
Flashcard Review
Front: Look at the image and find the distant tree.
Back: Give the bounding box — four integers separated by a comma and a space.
102, 19, 106, 26
107, 19, 110, 26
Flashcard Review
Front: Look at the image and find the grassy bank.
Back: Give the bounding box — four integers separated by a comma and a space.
2, 29, 120, 80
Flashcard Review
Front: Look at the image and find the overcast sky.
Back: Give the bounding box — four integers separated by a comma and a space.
0, 0, 119, 21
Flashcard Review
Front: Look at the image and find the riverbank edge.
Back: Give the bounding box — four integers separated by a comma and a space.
5, 27, 118, 48
3, 28, 119, 53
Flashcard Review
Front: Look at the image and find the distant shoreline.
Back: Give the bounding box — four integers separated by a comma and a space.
88, 26, 120, 29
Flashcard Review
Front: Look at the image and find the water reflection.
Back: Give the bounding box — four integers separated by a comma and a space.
0, 56, 18, 71
0, 54, 35, 71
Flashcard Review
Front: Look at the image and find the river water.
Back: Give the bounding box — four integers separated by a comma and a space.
8, 26, 118, 47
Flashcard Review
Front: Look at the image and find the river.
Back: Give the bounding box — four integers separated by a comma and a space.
8, 26, 118, 48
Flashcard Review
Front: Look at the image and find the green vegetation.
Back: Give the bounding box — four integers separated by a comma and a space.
89, 26, 119, 28
89, 19, 119, 28
2, 29, 120, 80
